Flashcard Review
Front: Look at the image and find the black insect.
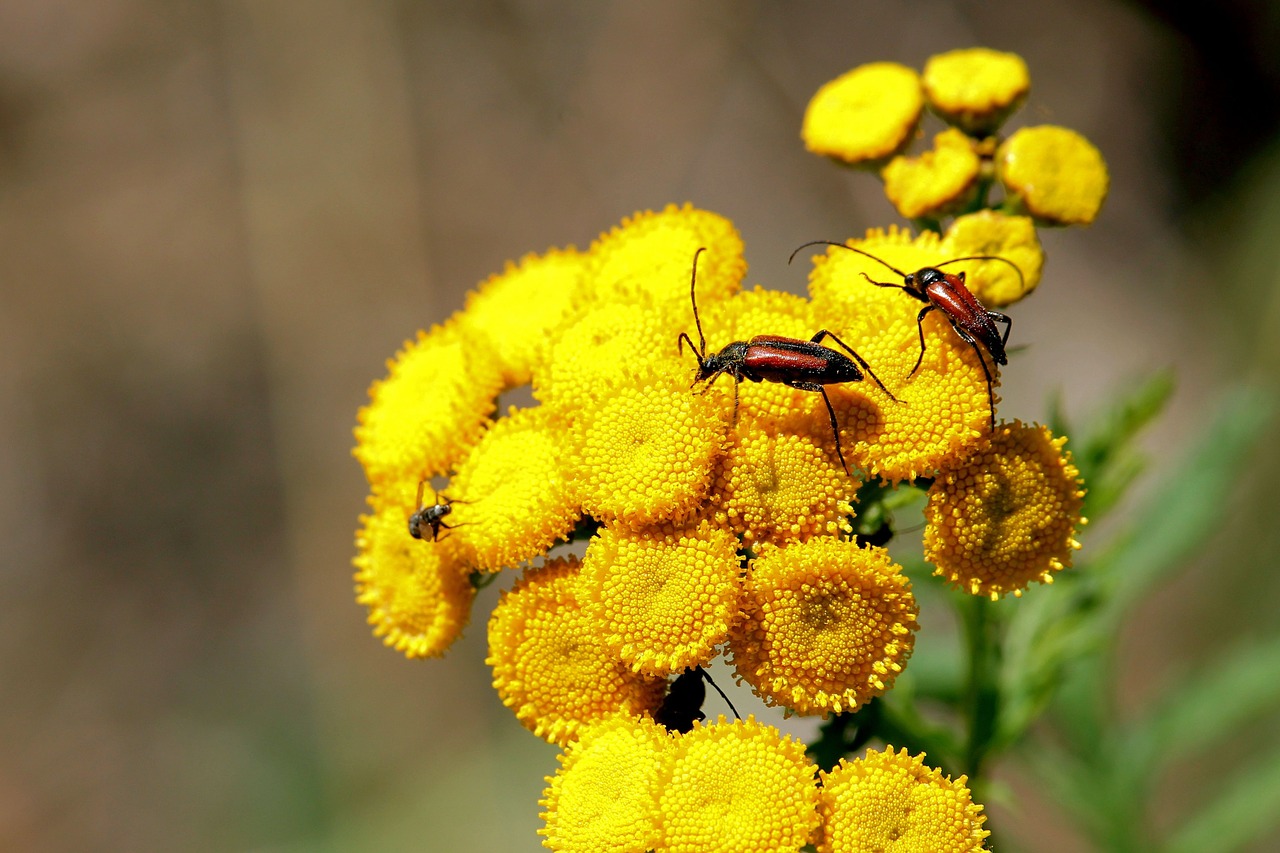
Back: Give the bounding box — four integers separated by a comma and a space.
790, 241, 1024, 430
678, 248, 899, 475
654, 666, 741, 734
407, 481, 467, 542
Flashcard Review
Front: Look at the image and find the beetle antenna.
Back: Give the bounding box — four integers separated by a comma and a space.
697, 666, 740, 720
788, 240, 911, 278
935, 254, 1025, 290
690, 247, 709, 356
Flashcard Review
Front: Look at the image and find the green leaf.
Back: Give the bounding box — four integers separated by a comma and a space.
1165, 744, 1280, 853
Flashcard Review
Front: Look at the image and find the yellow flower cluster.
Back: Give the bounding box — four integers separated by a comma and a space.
803, 47, 1109, 226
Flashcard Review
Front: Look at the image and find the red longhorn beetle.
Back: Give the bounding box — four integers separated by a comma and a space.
677, 247, 899, 476
653, 666, 740, 734
790, 241, 1024, 430
408, 481, 467, 542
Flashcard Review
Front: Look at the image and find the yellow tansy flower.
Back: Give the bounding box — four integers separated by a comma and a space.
882, 128, 982, 220
922, 47, 1031, 135
803, 62, 925, 165
584, 204, 746, 314
568, 368, 728, 527
924, 420, 1086, 599
729, 540, 918, 716
353, 481, 474, 658
998, 125, 1110, 225
804, 229, 996, 479
656, 717, 821, 852
713, 425, 855, 546
353, 320, 504, 486
941, 210, 1044, 306
461, 246, 587, 388
581, 520, 742, 676
447, 406, 580, 572
539, 714, 671, 853
487, 557, 667, 746
818, 746, 989, 853
532, 300, 679, 417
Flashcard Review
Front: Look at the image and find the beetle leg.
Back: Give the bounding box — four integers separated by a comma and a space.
810, 329, 900, 403
989, 310, 1013, 347
819, 388, 851, 477
907, 305, 936, 378
860, 272, 909, 292
949, 323, 998, 431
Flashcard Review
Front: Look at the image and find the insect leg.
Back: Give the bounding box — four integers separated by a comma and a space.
860, 272, 909, 291
907, 305, 936, 378
989, 310, 1013, 347
810, 329, 900, 403
950, 323, 998, 431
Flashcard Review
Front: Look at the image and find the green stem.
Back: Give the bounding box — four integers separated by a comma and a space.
962, 595, 1003, 787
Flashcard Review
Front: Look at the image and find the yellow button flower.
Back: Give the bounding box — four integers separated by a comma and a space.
922, 47, 1030, 135
569, 368, 728, 527
803, 62, 924, 165
998, 125, 1110, 225
486, 558, 667, 746
818, 746, 989, 852
461, 246, 587, 388
445, 405, 579, 572
804, 228, 998, 479
353, 480, 475, 659
352, 320, 504, 486
713, 425, 855, 546
940, 210, 1044, 306
729, 540, 918, 716
656, 717, 821, 852
585, 204, 746, 314
924, 420, 1086, 599
539, 714, 671, 853
581, 519, 742, 676
882, 128, 982, 219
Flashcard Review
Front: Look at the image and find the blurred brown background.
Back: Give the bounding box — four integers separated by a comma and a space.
3, 1, 1279, 851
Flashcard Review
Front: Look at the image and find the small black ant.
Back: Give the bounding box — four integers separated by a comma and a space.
653, 666, 741, 733
407, 480, 467, 542
678, 248, 899, 476
790, 241, 1024, 431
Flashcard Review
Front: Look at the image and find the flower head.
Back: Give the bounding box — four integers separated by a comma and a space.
447, 406, 580, 572
462, 247, 588, 387
353, 320, 504, 486
581, 519, 742, 676
803, 63, 924, 165
656, 717, 821, 852
729, 540, 918, 716
998, 125, 1110, 225
922, 47, 1031, 135
818, 746, 989, 853
941, 210, 1044, 306
487, 558, 667, 745
539, 714, 671, 853
568, 368, 729, 526
353, 481, 475, 658
924, 420, 1086, 598
882, 128, 982, 220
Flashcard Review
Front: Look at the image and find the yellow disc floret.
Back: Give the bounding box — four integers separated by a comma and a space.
729, 540, 918, 716
882, 128, 982, 220
581, 519, 742, 676
539, 714, 671, 853
461, 246, 587, 388
803, 62, 925, 165
487, 558, 667, 746
448, 406, 580, 572
656, 717, 821, 852
569, 368, 728, 526
584, 204, 746, 315
941, 210, 1044, 306
924, 420, 1086, 599
998, 125, 1110, 225
714, 426, 855, 546
353, 320, 504, 486
922, 47, 1031, 135
353, 480, 475, 658
818, 746, 989, 853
